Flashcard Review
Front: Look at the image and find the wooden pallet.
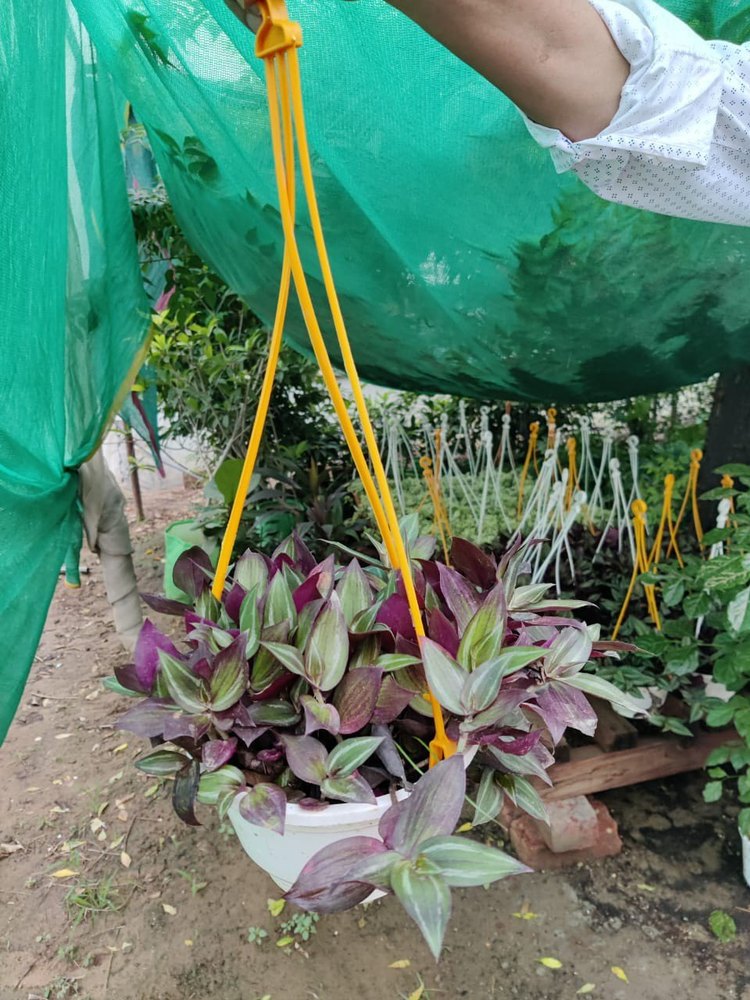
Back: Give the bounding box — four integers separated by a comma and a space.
542, 725, 734, 803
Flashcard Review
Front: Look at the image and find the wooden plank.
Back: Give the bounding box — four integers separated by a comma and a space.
541, 728, 735, 802
590, 697, 638, 752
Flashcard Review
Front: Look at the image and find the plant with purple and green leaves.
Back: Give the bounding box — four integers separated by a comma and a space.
108, 516, 636, 956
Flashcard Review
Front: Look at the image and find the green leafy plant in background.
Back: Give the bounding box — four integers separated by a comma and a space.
130, 187, 338, 479
600, 468, 750, 833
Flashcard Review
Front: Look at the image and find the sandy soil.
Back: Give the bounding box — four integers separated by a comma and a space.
1, 488, 748, 1000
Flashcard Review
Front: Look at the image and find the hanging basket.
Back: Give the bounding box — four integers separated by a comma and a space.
228, 790, 409, 891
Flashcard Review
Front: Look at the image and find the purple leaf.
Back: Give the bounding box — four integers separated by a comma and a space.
376, 594, 416, 640
173, 758, 201, 826
304, 595, 349, 691
234, 725, 269, 748
427, 609, 460, 658
333, 667, 383, 734
488, 740, 555, 784
238, 783, 287, 834
370, 676, 414, 725
292, 532, 317, 575
527, 682, 597, 744
114, 661, 148, 695
117, 698, 179, 738
285, 837, 389, 913
209, 634, 249, 712
280, 735, 328, 784
162, 712, 211, 742
140, 592, 190, 616
301, 695, 341, 736
321, 773, 377, 805
449, 537, 497, 589
173, 546, 214, 599
202, 738, 238, 771
468, 727, 542, 755
378, 755, 466, 857
293, 573, 323, 613
437, 564, 480, 631
134, 620, 180, 691
224, 582, 247, 624
373, 724, 408, 785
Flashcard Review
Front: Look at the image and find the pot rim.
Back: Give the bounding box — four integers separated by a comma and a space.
231, 786, 409, 832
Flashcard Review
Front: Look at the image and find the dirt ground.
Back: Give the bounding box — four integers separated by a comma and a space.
1, 487, 749, 1000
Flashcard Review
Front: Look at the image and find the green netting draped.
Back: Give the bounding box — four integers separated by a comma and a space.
74, 0, 750, 403
2, 0, 750, 741
0, 6, 151, 741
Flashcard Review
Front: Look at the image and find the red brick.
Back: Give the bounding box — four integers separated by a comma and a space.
509, 798, 621, 870
534, 794, 598, 854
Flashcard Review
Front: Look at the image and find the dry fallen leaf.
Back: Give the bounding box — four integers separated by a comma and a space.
50, 806, 70, 815
538, 957, 563, 969
97, 831, 107, 843
389, 959, 411, 969
121, 942, 133, 953
115, 794, 134, 807
120, 851, 132, 869
51, 868, 78, 879
611, 967, 628, 983
577, 986, 596, 995
162, 903, 177, 916
90, 818, 105, 834
0, 842, 24, 859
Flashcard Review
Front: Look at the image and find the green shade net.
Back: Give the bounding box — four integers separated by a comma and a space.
73, 0, 750, 403
2, 0, 749, 741
0, 5, 151, 741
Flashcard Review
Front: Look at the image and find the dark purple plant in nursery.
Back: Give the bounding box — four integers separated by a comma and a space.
107, 518, 638, 956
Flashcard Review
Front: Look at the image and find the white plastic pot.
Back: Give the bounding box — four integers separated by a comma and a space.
228, 789, 409, 892
741, 828, 750, 889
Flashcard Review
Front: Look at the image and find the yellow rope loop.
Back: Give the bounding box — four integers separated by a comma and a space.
565, 436, 577, 510
517, 421, 540, 518
612, 499, 661, 639
668, 447, 703, 559
690, 448, 704, 547
546, 407, 557, 452
722, 473, 735, 512
420, 457, 451, 564
649, 473, 674, 567
216, 0, 455, 761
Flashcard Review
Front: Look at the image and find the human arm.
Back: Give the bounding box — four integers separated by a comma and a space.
385, 0, 630, 142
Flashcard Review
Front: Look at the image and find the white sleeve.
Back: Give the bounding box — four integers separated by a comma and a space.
522, 0, 750, 227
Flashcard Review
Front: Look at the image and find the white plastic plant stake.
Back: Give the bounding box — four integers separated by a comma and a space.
742, 828, 750, 888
